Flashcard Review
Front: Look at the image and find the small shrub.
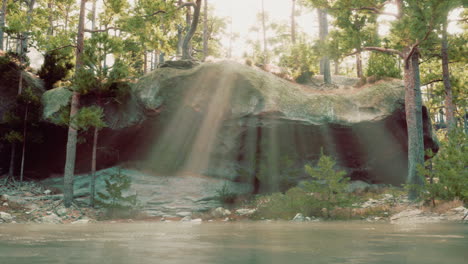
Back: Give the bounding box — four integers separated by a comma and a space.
97, 169, 139, 218
302, 153, 355, 218
216, 183, 237, 205
419, 129, 468, 205
253, 187, 321, 220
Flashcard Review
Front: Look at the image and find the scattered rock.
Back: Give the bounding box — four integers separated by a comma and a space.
0, 212, 13, 222
292, 213, 305, 222
235, 208, 256, 216
191, 218, 202, 223
40, 213, 62, 224
56, 208, 68, 217
390, 209, 445, 224
71, 218, 91, 224
2, 202, 8, 207
43, 190, 52, 195
347, 181, 372, 193
176, 212, 192, 217
211, 207, 231, 218
1, 194, 9, 200
180, 216, 192, 222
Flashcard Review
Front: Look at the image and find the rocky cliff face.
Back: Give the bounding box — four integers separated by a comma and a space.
2, 60, 439, 191
126, 61, 438, 190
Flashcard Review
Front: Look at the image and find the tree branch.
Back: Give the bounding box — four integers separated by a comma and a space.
362, 46, 403, 58
84, 27, 120, 33
44, 44, 77, 54
349, 7, 398, 17
178, 2, 197, 9
143, 10, 166, 18
422, 79, 443, 87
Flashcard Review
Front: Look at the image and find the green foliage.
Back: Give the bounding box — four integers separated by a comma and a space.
254, 187, 321, 220
302, 152, 354, 217
38, 50, 74, 90
419, 129, 468, 204
279, 41, 318, 83
366, 52, 401, 79
72, 106, 106, 131
216, 183, 237, 204
3, 131, 23, 143
96, 169, 138, 210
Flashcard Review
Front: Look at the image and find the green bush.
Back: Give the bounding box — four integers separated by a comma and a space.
302, 153, 355, 218
97, 169, 139, 218
216, 183, 238, 205
366, 52, 401, 79
419, 129, 468, 205
253, 187, 321, 220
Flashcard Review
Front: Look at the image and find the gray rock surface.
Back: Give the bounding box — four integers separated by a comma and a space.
235, 208, 256, 216
0, 212, 13, 223
292, 213, 305, 222
41, 167, 252, 216
211, 207, 231, 218
40, 213, 62, 224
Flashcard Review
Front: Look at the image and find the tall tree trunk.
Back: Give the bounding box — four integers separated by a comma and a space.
356, 51, 363, 78
8, 142, 16, 178
0, 0, 7, 50
202, 0, 208, 61
261, 0, 268, 63
291, 0, 296, 44
404, 48, 425, 199
64, 0, 86, 208
19, 104, 28, 183
21, 0, 35, 56
89, 126, 98, 208
47, 2, 54, 36
182, 0, 201, 60
441, 20, 455, 130
318, 9, 331, 84
143, 48, 147, 74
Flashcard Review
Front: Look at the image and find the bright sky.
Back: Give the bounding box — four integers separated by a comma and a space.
210, 0, 317, 58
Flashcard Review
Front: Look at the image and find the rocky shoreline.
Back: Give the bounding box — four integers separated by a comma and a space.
1, 180, 467, 225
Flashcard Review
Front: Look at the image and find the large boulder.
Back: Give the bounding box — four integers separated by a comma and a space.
37, 61, 438, 191
129, 61, 438, 189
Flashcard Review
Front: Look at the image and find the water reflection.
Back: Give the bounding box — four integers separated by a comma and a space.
0, 222, 466, 264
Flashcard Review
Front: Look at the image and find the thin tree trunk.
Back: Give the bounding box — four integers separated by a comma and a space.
8, 142, 16, 178
202, 0, 208, 61
182, 0, 201, 60
441, 20, 455, 130
143, 49, 147, 74
21, 0, 35, 56
64, 0, 86, 208
0, 0, 7, 50
291, 0, 296, 44
318, 8, 331, 84
47, 2, 54, 36
356, 51, 363, 78
261, 0, 268, 63
334, 60, 339, 75
19, 104, 28, 183
90, 126, 98, 208
91, 0, 97, 30
404, 48, 425, 199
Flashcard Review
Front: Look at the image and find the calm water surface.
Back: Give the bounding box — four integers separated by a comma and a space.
0, 221, 466, 264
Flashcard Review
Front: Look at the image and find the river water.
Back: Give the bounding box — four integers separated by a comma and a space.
0, 221, 466, 264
